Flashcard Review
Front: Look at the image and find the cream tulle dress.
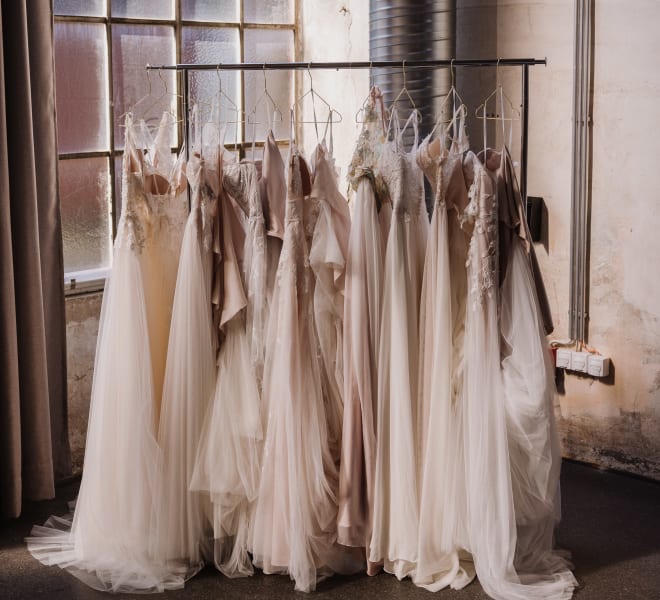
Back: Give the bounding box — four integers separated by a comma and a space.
27, 113, 187, 593
369, 109, 428, 580
414, 106, 476, 592
150, 107, 218, 579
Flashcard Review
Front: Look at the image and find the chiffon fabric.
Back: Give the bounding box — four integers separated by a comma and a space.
150, 107, 218, 578
309, 132, 351, 465
190, 151, 263, 578
369, 109, 428, 579
251, 137, 341, 592
414, 107, 475, 592
26, 113, 187, 593
460, 148, 576, 600
337, 87, 391, 574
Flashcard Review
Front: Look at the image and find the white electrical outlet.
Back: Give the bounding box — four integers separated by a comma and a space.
587, 354, 610, 377
556, 349, 571, 368
570, 351, 589, 372
554, 347, 611, 377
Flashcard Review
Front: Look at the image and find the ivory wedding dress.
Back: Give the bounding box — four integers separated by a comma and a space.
251, 136, 342, 592
461, 148, 576, 600
369, 109, 428, 580
150, 107, 217, 579
27, 113, 187, 593
414, 107, 475, 592
190, 148, 264, 578
337, 88, 391, 574
309, 132, 351, 466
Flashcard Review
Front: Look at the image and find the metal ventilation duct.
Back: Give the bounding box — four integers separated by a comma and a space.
370, 0, 455, 146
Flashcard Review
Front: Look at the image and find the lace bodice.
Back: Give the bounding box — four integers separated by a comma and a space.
464, 151, 498, 308
117, 114, 187, 253
347, 86, 390, 207
380, 143, 424, 219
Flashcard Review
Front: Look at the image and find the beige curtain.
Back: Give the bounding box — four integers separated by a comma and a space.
0, 1, 71, 518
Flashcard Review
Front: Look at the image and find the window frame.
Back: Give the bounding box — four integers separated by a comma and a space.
56, 1, 298, 295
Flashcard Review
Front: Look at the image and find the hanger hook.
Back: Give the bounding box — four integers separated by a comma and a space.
402, 59, 407, 89
146, 66, 152, 96
496, 57, 501, 87
450, 58, 455, 89
369, 60, 374, 89
263, 63, 267, 91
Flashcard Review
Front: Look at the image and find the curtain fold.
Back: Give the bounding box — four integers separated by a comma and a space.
0, 0, 71, 519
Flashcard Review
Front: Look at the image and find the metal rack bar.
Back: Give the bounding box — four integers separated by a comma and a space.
156, 57, 545, 210
146, 58, 546, 71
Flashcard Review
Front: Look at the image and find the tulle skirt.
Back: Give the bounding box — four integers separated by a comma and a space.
369, 207, 426, 580
462, 236, 577, 600
190, 314, 262, 578
27, 243, 183, 593
415, 203, 475, 591
150, 212, 215, 578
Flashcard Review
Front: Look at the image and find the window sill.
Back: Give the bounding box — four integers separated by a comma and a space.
64, 268, 109, 297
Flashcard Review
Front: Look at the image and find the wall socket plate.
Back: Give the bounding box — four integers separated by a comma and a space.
555, 349, 610, 378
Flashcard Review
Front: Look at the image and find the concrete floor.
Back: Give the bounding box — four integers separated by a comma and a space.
1, 460, 659, 599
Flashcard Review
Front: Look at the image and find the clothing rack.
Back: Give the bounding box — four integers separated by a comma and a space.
146, 58, 547, 201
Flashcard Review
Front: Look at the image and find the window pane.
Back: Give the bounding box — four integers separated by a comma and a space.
60, 158, 112, 273
244, 0, 293, 24
182, 0, 238, 22
55, 23, 109, 153
55, 0, 106, 17
111, 0, 174, 19
244, 29, 294, 140
112, 25, 177, 149
182, 27, 241, 144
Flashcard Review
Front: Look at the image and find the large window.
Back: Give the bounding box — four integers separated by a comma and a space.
55, 0, 296, 293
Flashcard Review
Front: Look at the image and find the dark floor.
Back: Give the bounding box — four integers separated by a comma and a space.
1, 461, 659, 599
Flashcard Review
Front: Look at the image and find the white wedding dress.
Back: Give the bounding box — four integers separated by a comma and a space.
337, 89, 390, 575
461, 148, 576, 600
414, 107, 475, 592
369, 109, 428, 579
27, 113, 187, 593
190, 149, 264, 578
150, 107, 217, 578
309, 132, 351, 466
251, 136, 345, 592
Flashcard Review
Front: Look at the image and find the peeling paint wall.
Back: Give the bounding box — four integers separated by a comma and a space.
65, 293, 101, 475
457, 0, 660, 479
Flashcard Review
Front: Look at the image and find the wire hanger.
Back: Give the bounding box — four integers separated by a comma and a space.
475, 58, 520, 149
387, 60, 421, 133
293, 64, 342, 142
430, 59, 466, 138
247, 64, 283, 130
135, 67, 182, 128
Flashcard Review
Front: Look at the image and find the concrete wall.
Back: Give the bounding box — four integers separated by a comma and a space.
65, 293, 102, 475
457, 0, 660, 479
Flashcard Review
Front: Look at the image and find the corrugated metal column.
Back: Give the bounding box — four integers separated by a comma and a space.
370, 0, 455, 147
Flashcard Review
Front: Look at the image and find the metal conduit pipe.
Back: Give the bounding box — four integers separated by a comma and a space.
570, 0, 594, 343
369, 0, 456, 149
